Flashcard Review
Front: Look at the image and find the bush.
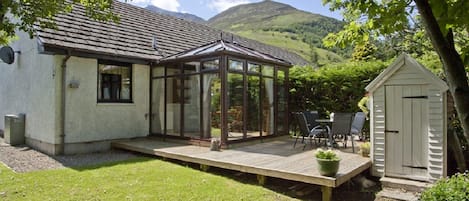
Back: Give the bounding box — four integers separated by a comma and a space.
420, 173, 469, 201
289, 60, 389, 114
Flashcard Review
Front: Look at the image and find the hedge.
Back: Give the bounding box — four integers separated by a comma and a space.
288, 60, 390, 116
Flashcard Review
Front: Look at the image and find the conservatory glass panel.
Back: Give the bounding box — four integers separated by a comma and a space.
227, 73, 244, 140
247, 75, 261, 138
202, 73, 221, 139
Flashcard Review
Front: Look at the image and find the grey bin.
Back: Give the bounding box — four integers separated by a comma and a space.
4, 114, 25, 145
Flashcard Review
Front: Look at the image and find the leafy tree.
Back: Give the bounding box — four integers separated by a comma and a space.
0, 0, 121, 45
352, 41, 377, 61
322, 0, 469, 171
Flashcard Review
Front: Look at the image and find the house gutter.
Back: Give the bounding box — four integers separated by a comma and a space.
58, 51, 71, 155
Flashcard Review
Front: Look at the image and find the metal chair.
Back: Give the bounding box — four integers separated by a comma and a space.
330, 113, 354, 151
293, 112, 327, 149
303, 111, 328, 144
351, 112, 367, 141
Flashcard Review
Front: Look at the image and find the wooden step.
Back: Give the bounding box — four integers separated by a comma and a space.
376, 188, 420, 201
380, 177, 432, 192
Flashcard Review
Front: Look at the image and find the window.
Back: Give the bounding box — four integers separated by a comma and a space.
98, 60, 132, 103
228, 59, 244, 71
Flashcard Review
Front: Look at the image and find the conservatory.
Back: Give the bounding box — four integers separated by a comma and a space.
150, 40, 291, 145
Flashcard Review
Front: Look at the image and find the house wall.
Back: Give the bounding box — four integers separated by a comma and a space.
370, 63, 446, 181
64, 57, 150, 154
0, 33, 61, 150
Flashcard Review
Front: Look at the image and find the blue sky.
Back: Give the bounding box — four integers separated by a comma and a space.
125, 0, 343, 20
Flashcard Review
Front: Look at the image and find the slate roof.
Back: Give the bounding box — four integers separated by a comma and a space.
36, 1, 308, 65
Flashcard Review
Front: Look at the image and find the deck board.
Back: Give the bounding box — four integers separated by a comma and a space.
112, 138, 371, 188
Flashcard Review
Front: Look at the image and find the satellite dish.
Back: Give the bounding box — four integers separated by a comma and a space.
0, 46, 15, 64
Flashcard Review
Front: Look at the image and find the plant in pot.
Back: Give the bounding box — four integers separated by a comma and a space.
315, 148, 340, 177
359, 142, 370, 157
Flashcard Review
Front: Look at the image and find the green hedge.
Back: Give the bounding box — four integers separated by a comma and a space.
289, 60, 389, 115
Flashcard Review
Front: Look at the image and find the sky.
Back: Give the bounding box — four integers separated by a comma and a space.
124, 0, 343, 20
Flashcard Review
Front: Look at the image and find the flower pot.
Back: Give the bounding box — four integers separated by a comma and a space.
316, 158, 340, 177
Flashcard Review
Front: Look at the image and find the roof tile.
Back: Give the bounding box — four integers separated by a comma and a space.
36, 1, 307, 65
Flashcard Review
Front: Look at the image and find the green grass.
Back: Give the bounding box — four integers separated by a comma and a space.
0, 157, 297, 201
236, 30, 343, 64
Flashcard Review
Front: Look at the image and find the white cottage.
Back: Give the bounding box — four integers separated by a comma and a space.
366, 53, 448, 182
0, 1, 304, 155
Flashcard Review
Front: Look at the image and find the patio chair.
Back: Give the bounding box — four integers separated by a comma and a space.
330, 113, 354, 151
303, 111, 328, 143
303, 111, 319, 129
293, 112, 327, 150
351, 112, 367, 142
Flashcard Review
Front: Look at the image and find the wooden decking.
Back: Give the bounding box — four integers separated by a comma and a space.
112, 137, 371, 201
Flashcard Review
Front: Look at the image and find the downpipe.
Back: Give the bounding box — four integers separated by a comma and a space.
58, 51, 71, 155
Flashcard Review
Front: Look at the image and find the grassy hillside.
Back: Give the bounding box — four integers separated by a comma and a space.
236, 30, 343, 65
208, 0, 349, 65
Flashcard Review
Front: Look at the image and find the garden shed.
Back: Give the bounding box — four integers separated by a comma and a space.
366, 53, 448, 182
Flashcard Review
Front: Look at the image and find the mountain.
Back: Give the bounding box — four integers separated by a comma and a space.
208, 0, 348, 65
145, 5, 206, 24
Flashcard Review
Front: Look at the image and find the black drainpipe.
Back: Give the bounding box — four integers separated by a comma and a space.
59, 51, 71, 155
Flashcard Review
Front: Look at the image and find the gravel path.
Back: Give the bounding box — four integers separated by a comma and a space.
0, 138, 140, 173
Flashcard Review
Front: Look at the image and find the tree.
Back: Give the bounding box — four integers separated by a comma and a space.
0, 0, 121, 45
352, 41, 377, 61
322, 0, 469, 171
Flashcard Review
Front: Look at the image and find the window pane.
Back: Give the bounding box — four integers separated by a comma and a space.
98, 62, 131, 102
184, 62, 200, 74
183, 74, 201, 138
152, 67, 164, 77
166, 63, 180, 76
203, 73, 221, 139
277, 70, 287, 134
151, 78, 165, 134
262, 78, 275, 136
227, 73, 244, 140
248, 63, 260, 73
202, 59, 219, 70
228, 59, 243, 71
247, 75, 261, 138
166, 77, 181, 136
262, 65, 274, 77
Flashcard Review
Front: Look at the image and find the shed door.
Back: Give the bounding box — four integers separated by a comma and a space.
385, 85, 428, 180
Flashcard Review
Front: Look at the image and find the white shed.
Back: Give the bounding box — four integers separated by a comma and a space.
366, 53, 448, 182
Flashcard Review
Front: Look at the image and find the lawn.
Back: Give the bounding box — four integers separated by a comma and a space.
0, 157, 298, 201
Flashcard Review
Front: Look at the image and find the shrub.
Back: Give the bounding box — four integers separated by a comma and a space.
420, 173, 469, 201
289, 60, 389, 114
315, 148, 340, 161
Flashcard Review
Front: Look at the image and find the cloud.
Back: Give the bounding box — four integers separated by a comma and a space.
208, 0, 252, 12
150, 0, 181, 12
123, 0, 181, 11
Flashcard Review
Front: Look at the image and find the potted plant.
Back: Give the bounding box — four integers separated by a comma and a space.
359, 142, 370, 157
315, 148, 340, 177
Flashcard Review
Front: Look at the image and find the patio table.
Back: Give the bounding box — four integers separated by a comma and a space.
315, 119, 333, 147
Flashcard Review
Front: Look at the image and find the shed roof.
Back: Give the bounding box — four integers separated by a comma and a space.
36, 1, 307, 65
161, 40, 292, 66
365, 53, 448, 92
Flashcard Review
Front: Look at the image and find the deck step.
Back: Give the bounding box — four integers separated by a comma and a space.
380, 177, 431, 192
376, 188, 420, 201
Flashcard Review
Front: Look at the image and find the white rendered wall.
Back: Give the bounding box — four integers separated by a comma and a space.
0, 33, 60, 144
64, 57, 149, 143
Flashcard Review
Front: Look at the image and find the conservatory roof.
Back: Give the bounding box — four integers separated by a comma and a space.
161, 40, 292, 66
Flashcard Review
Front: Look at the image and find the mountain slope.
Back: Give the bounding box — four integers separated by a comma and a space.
208, 0, 348, 65
145, 5, 206, 24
